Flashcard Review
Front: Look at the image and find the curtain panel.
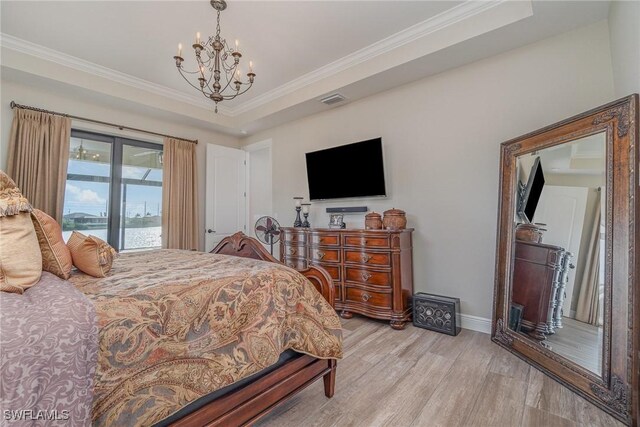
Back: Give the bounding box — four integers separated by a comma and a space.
575, 190, 602, 326
7, 108, 71, 223
161, 138, 199, 250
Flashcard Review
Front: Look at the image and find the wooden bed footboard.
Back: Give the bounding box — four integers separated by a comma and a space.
168, 232, 338, 426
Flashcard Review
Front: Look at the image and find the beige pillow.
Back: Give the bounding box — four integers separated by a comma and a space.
67, 231, 116, 277
31, 209, 73, 279
0, 171, 42, 294
0, 171, 31, 217
0, 213, 43, 294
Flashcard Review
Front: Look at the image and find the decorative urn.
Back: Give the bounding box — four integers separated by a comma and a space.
365, 212, 383, 230
382, 208, 407, 230
515, 223, 546, 243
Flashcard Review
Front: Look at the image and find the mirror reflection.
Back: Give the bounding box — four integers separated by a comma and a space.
510, 132, 606, 375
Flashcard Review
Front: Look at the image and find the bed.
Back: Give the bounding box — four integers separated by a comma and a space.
1, 232, 341, 426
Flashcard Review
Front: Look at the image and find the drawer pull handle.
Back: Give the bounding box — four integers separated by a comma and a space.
361, 272, 372, 281
361, 254, 372, 263
362, 239, 368, 245
317, 251, 325, 259
361, 293, 371, 302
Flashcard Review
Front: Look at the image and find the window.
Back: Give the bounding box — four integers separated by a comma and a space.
63, 130, 163, 251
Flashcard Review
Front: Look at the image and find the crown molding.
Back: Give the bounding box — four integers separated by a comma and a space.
0, 33, 232, 115
226, 0, 510, 116
0, 0, 521, 119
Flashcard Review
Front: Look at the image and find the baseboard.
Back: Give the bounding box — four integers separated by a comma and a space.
460, 314, 492, 334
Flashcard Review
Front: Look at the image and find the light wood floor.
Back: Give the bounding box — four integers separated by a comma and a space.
545, 317, 602, 375
257, 316, 622, 427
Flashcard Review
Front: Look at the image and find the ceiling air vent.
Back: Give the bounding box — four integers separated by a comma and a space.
319, 93, 346, 106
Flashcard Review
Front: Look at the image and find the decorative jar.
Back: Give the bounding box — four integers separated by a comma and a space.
365, 212, 383, 230
382, 208, 407, 230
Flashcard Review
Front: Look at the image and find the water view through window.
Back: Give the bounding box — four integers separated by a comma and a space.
63, 132, 163, 251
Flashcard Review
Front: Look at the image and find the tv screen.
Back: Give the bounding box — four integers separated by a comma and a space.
306, 138, 386, 200
520, 157, 545, 223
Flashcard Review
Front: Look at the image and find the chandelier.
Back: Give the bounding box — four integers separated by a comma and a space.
173, 0, 255, 113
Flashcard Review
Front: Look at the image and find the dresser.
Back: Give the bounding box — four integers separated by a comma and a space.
511, 239, 572, 341
280, 227, 414, 329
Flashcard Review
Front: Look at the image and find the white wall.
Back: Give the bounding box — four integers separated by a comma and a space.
0, 78, 240, 251
240, 21, 615, 319
608, 0, 640, 97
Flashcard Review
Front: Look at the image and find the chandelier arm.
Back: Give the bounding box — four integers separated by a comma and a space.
218, 64, 239, 94
178, 67, 204, 75
178, 70, 212, 94
202, 76, 216, 94
203, 71, 216, 92
199, 50, 214, 66
221, 81, 253, 99
220, 55, 238, 73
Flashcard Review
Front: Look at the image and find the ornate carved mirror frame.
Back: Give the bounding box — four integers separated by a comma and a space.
492, 95, 639, 426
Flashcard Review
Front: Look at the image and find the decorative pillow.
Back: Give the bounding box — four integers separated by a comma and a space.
0, 170, 31, 217
31, 209, 73, 279
0, 171, 41, 294
67, 231, 116, 278
0, 213, 43, 294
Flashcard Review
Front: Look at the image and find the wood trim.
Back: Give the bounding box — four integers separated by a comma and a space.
492, 94, 639, 426
172, 356, 336, 427
168, 232, 338, 426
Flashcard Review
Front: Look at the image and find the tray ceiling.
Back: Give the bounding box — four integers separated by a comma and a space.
0, 1, 611, 135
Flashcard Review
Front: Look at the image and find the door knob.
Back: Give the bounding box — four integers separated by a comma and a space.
207, 229, 216, 234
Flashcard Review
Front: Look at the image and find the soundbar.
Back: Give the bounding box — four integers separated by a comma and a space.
325, 206, 368, 214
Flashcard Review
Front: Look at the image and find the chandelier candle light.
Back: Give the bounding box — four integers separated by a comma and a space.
173, 0, 255, 113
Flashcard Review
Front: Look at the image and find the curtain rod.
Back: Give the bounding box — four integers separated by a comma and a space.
9, 101, 198, 144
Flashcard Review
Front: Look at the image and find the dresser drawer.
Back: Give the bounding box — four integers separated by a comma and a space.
344, 235, 390, 248
309, 233, 340, 246
345, 287, 391, 309
309, 262, 341, 281
344, 250, 390, 267
345, 267, 391, 287
309, 248, 340, 263
284, 258, 307, 270
284, 232, 307, 244
283, 244, 306, 258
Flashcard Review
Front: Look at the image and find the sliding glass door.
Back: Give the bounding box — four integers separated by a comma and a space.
120, 144, 163, 250
63, 130, 163, 251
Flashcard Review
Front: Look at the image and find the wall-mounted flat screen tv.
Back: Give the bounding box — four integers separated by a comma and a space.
518, 156, 545, 223
306, 138, 386, 201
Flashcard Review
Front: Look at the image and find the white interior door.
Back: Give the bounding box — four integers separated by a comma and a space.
245, 140, 273, 251
533, 185, 588, 316
205, 145, 246, 252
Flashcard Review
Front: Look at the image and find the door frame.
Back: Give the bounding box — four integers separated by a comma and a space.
243, 139, 273, 240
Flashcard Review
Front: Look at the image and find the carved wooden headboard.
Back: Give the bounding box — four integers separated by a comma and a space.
211, 232, 281, 263
211, 232, 335, 308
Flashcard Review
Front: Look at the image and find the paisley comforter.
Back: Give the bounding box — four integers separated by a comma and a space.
68, 249, 343, 426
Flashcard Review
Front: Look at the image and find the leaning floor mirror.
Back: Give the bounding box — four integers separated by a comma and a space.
492, 95, 638, 426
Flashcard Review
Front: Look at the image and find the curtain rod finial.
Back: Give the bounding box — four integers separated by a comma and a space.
10, 101, 16, 109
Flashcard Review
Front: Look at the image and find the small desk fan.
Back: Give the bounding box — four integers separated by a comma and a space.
254, 216, 281, 255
